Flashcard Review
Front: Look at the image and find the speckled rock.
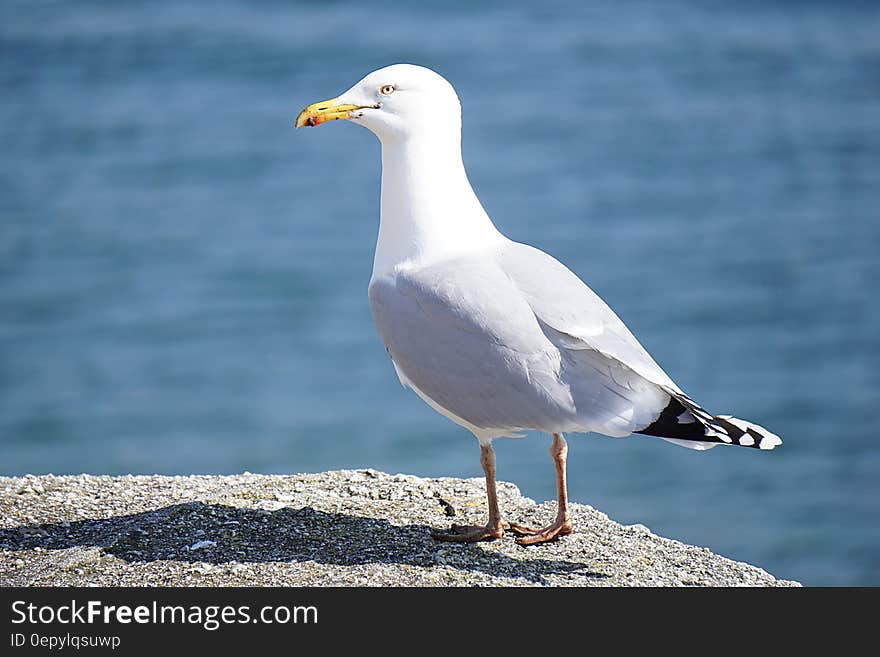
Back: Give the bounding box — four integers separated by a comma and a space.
0, 470, 799, 587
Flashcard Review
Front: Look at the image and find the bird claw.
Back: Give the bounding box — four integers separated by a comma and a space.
508, 520, 573, 545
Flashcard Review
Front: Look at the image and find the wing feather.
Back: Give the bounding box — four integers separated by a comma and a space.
496, 240, 680, 391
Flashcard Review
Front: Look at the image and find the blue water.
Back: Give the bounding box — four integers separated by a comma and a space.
2, 1, 878, 586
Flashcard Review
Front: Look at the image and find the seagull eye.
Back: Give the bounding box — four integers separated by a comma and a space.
380, 84, 396, 96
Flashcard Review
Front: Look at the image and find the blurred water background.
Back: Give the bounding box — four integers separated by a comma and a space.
2, 0, 878, 586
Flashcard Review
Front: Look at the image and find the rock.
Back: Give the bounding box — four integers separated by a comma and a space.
0, 470, 799, 587
188, 540, 217, 551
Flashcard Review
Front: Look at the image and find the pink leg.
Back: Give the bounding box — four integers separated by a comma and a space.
508, 433, 573, 545
431, 443, 504, 542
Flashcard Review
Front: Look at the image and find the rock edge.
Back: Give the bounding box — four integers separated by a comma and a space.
0, 470, 799, 587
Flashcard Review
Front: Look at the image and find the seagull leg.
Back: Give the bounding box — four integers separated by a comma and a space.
508, 433, 573, 545
431, 442, 504, 542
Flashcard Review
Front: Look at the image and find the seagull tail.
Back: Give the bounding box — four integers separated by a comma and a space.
636, 389, 782, 451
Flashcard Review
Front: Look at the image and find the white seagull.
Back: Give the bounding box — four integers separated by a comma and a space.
295, 64, 781, 545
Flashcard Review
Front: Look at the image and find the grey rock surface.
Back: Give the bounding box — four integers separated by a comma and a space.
0, 470, 799, 587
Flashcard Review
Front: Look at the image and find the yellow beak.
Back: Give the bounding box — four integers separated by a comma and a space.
295, 97, 371, 128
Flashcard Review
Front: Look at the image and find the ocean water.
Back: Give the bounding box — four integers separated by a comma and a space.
2, 1, 878, 586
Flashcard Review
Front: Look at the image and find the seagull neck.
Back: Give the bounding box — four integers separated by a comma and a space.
372, 132, 502, 279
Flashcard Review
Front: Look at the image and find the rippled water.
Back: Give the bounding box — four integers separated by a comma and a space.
2, 1, 878, 585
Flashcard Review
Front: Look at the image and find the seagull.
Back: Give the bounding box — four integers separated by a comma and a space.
295, 64, 781, 545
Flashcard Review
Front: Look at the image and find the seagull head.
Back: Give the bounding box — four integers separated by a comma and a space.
295, 64, 461, 142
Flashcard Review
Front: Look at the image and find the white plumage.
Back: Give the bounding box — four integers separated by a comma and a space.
296, 64, 781, 544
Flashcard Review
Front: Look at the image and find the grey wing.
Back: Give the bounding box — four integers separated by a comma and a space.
496, 240, 680, 392
497, 241, 737, 449
368, 255, 668, 439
